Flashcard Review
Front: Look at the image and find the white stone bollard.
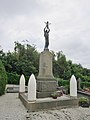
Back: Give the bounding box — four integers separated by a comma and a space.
70, 75, 77, 98
28, 74, 36, 101
19, 74, 25, 93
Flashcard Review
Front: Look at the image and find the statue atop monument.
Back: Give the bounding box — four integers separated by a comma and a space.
44, 21, 50, 50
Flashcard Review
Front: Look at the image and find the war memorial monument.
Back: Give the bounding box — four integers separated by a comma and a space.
19, 22, 78, 112
37, 21, 57, 98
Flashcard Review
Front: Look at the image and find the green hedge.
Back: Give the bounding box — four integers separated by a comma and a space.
81, 82, 90, 88
7, 72, 30, 85
7, 72, 20, 85
57, 78, 69, 86
0, 60, 7, 96
79, 75, 90, 82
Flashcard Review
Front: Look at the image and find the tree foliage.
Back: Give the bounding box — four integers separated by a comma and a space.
3, 42, 39, 76
53, 51, 90, 82
0, 42, 90, 85
0, 60, 7, 95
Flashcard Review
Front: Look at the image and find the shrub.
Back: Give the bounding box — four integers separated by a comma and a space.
7, 72, 30, 85
79, 97, 89, 104
57, 78, 69, 86
81, 82, 90, 89
0, 60, 7, 96
79, 97, 89, 107
7, 72, 20, 85
51, 92, 59, 99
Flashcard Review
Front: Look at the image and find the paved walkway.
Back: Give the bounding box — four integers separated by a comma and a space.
0, 93, 27, 120
0, 93, 90, 120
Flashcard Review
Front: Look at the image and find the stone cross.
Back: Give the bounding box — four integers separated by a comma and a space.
70, 75, 77, 98
28, 74, 36, 101
19, 74, 25, 93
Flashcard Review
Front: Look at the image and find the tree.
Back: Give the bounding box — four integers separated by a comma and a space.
53, 51, 68, 79
13, 42, 39, 76
3, 41, 39, 77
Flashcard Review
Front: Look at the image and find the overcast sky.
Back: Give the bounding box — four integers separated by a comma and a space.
0, 0, 90, 68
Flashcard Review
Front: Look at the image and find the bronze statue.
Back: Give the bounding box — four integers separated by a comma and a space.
44, 21, 50, 50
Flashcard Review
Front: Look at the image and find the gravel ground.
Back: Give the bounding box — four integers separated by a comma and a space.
0, 93, 90, 120
28, 107, 90, 120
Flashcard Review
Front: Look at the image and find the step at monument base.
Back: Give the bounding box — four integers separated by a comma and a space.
19, 93, 79, 112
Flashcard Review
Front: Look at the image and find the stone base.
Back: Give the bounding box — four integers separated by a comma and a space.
37, 91, 54, 98
37, 79, 57, 92
36, 79, 57, 98
19, 93, 79, 112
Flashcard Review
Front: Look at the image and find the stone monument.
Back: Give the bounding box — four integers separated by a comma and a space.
37, 21, 57, 98
19, 23, 78, 111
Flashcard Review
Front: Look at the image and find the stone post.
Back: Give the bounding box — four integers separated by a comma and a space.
70, 75, 77, 98
77, 78, 81, 90
28, 74, 36, 101
19, 74, 25, 93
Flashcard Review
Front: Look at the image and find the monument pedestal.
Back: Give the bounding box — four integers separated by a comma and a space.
37, 50, 57, 98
